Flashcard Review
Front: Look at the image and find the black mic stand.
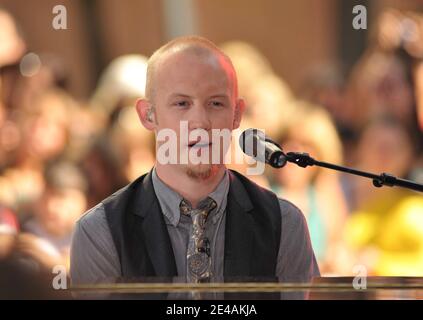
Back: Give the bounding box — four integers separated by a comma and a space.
284, 152, 423, 193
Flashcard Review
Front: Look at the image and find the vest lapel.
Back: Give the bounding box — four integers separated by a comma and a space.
224, 171, 254, 277
132, 171, 177, 277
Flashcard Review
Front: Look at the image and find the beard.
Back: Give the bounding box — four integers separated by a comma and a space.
185, 163, 220, 180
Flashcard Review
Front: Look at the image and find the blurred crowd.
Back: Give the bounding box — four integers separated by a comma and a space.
0, 7, 423, 296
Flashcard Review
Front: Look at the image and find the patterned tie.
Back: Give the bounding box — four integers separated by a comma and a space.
180, 197, 217, 283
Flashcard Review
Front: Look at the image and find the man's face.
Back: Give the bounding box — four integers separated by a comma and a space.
149, 50, 242, 178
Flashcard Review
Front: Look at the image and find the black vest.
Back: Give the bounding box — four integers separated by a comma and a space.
103, 169, 281, 282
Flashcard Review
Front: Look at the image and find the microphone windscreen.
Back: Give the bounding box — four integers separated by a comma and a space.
239, 128, 266, 161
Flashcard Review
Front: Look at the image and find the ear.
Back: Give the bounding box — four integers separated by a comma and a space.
135, 99, 156, 131
233, 98, 246, 129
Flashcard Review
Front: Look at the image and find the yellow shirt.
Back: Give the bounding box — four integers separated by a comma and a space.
345, 189, 423, 276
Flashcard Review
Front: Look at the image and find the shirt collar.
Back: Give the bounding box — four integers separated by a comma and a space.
151, 168, 229, 227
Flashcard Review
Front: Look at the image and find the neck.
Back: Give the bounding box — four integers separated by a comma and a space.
155, 163, 226, 208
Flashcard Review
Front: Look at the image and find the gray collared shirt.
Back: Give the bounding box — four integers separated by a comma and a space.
152, 168, 229, 279
70, 169, 320, 289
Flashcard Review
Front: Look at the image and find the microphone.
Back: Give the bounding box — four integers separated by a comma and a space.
239, 131, 423, 193
239, 128, 287, 168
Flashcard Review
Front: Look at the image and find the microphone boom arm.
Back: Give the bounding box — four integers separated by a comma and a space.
285, 152, 423, 193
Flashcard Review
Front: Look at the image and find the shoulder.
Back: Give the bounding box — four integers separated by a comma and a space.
75, 202, 110, 239
278, 198, 304, 219
72, 202, 117, 261
71, 203, 121, 286
228, 170, 282, 215
277, 197, 309, 232
228, 169, 278, 201
229, 170, 303, 213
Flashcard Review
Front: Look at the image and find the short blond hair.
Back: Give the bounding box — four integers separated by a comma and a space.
145, 36, 238, 102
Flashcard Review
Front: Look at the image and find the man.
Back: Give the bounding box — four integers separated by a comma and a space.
70, 36, 319, 290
